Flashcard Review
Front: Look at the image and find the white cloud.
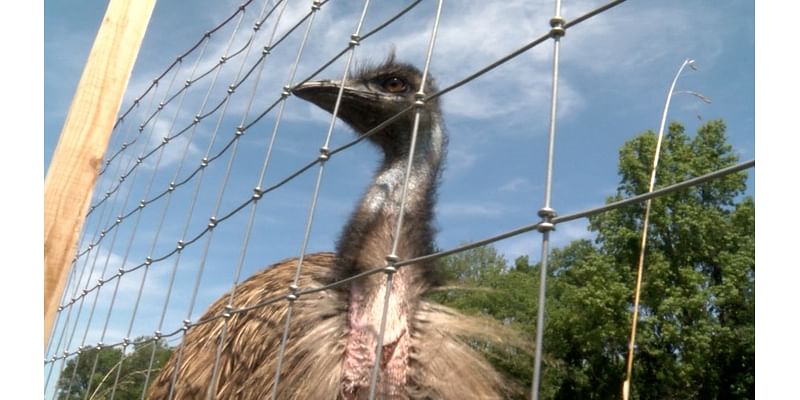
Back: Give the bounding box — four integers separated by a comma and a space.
139, 117, 204, 172
494, 233, 539, 263
89, 166, 130, 204
115, 0, 612, 170
499, 177, 533, 193
493, 219, 594, 262
560, 2, 728, 82
549, 220, 595, 248
445, 144, 479, 174
69, 248, 167, 298
50, 245, 200, 356
438, 201, 504, 217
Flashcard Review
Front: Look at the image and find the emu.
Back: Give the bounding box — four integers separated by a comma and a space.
149, 55, 519, 399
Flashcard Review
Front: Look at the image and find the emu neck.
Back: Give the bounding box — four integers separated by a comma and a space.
336, 116, 443, 276
339, 118, 443, 397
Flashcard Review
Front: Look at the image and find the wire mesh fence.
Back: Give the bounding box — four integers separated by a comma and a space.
44, 0, 754, 399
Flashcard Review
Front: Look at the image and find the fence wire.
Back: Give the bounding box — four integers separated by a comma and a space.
44, 0, 754, 399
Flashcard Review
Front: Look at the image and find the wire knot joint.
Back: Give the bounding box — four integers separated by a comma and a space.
319, 147, 331, 162
414, 92, 426, 109
549, 16, 566, 38
537, 207, 557, 233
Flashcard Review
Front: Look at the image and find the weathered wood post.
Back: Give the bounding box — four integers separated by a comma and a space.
44, 0, 157, 349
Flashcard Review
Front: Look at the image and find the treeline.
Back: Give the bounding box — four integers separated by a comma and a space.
430, 120, 754, 399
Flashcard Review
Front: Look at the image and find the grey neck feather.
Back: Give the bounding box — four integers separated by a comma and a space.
335, 115, 445, 278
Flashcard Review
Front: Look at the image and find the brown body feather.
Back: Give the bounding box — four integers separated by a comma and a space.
148, 253, 519, 399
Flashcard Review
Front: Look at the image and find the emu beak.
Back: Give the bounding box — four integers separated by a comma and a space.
292, 80, 387, 133
291, 80, 340, 108
293, 80, 376, 111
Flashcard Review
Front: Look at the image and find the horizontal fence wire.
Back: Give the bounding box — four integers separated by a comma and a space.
48, 0, 633, 362
55, 0, 427, 320
366, 1, 443, 397
268, 0, 376, 395
70, 0, 409, 270
162, 1, 325, 396
45, 158, 755, 364
80, 0, 321, 227
98, 0, 260, 177
46, 1, 751, 398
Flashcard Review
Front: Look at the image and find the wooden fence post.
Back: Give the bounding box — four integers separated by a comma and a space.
44, 0, 157, 350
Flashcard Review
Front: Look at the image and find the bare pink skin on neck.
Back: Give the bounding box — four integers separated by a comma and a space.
341, 269, 411, 398
339, 120, 442, 398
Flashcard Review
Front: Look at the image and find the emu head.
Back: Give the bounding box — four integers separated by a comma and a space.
293, 54, 443, 158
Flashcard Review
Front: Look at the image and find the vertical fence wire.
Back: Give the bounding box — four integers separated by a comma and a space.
45, 144, 124, 365
136, 38, 222, 400
187, 0, 328, 396
40, 2, 753, 399
63, 48, 180, 393
81, 30, 217, 400
78, 76, 166, 400
71, 1, 281, 266
60, 3, 251, 399
268, 1, 373, 397
84, 0, 259, 220
196, 1, 298, 397
45, 190, 108, 373
96, 0, 285, 396
48, 80, 162, 400
531, 0, 564, 398
159, 4, 273, 391
107, 56, 186, 400
366, 1, 443, 398
73, 98, 164, 400
54, 85, 164, 396
45, 100, 144, 380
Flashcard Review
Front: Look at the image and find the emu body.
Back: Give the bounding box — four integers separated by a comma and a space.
149, 57, 516, 399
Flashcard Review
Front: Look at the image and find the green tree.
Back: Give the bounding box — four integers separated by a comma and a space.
433, 120, 754, 399
587, 120, 753, 399
429, 245, 538, 395
56, 337, 173, 400
542, 240, 631, 399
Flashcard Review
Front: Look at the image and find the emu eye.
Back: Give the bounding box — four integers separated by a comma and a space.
382, 77, 408, 94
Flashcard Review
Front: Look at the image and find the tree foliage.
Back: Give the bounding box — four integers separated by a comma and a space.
433, 120, 754, 399
428, 246, 538, 392
589, 120, 754, 399
56, 337, 173, 400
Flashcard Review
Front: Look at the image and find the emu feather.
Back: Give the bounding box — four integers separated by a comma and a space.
148, 56, 522, 399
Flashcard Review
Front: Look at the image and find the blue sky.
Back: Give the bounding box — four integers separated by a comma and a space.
42, 0, 757, 395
